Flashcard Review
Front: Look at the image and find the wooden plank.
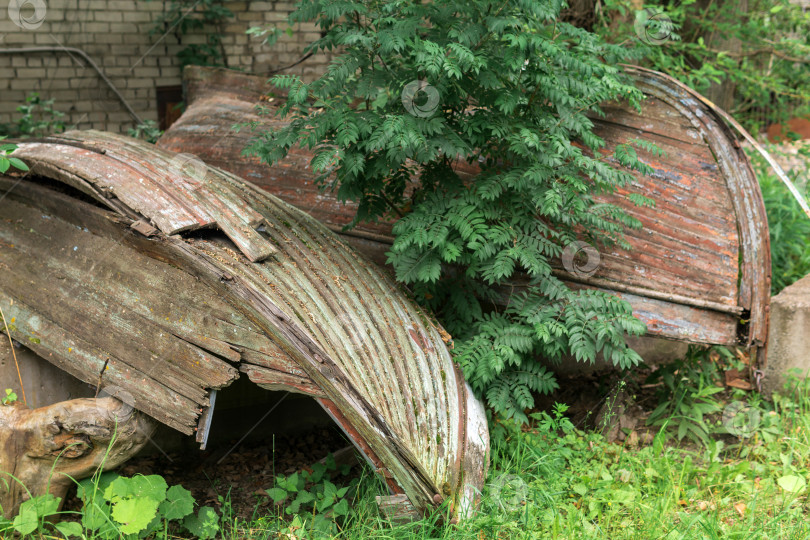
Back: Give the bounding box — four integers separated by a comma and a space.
157, 65, 771, 348
48, 131, 277, 261
0, 199, 238, 400
12, 143, 204, 232
0, 295, 200, 434
0, 176, 288, 361
375, 494, 424, 523
240, 364, 324, 397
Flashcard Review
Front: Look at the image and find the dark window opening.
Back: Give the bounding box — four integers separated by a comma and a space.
156, 85, 184, 131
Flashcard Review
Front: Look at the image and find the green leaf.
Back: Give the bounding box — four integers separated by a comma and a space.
77, 472, 119, 503
777, 475, 806, 493
332, 498, 350, 516
54, 521, 84, 538
158, 484, 195, 521
111, 497, 160, 534
105, 474, 168, 503
80, 501, 112, 531
183, 506, 220, 540
294, 490, 316, 507
266, 487, 288, 503
12, 494, 60, 535
7, 157, 28, 171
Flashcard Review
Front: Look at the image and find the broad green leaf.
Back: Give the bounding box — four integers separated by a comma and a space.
777, 475, 806, 493
111, 497, 159, 534
7, 158, 28, 171
266, 487, 288, 503
77, 472, 119, 503
80, 501, 112, 531
105, 474, 167, 503
332, 498, 350, 516
183, 506, 220, 540
54, 521, 84, 538
12, 494, 60, 535
158, 484, 195, 521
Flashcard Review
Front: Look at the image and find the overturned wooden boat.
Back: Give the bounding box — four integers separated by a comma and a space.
158, 65, 771, 358
0, 131, 488, 518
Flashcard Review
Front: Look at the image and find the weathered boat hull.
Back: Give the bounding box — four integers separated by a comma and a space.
1, 131, 488, 518
158, 65, 771, 355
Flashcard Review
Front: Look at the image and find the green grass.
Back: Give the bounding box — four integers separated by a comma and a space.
7, 378, 810, 539
195, 377, 810, 539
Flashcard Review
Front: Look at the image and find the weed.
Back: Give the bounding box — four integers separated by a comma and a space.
1, 388, 17, 405
263, 453, 357, 537
1, 93, 67, 138
127, 120, 164, 144
0, 139, 29, 174
646, 346, 727, 445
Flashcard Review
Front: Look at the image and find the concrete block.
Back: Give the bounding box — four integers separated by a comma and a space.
10, 79, 39, 90
94, 33, 124, 44
126, 78, 153, 89
109, 22, 138, 33
46, 79, 72, 90
107, 0, 139, 11
132, 67, 160, 78
95, 11, 123, 22
236, 12, 262, 23
15, 68, 47, 79
124, 12, 153, 23
82, 22, 110, 33
764, 274, 810, 394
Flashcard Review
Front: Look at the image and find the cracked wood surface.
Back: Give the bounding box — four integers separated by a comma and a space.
0, 397, 156, 518
1, 131, 489, 517
158, 65, 770, 350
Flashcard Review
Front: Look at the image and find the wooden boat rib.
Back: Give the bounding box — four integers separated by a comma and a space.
158, 65, 771, 356
1, 131, 489, 518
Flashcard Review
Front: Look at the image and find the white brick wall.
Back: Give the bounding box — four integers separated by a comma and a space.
0, 0, 332, 133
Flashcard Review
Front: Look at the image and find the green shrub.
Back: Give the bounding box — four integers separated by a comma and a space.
595, 0, 810, 133
128, 120, 164, 144
246, 0, 652, 423
645, 346, 727, 445
264, 453, 357, 536
0, 93, 66, 138
748, 143, 810, 295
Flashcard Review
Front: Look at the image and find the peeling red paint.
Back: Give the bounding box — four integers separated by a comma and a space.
158, 65, 770, 350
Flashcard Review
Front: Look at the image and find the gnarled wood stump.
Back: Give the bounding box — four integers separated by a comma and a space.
0, 397, 156, 518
